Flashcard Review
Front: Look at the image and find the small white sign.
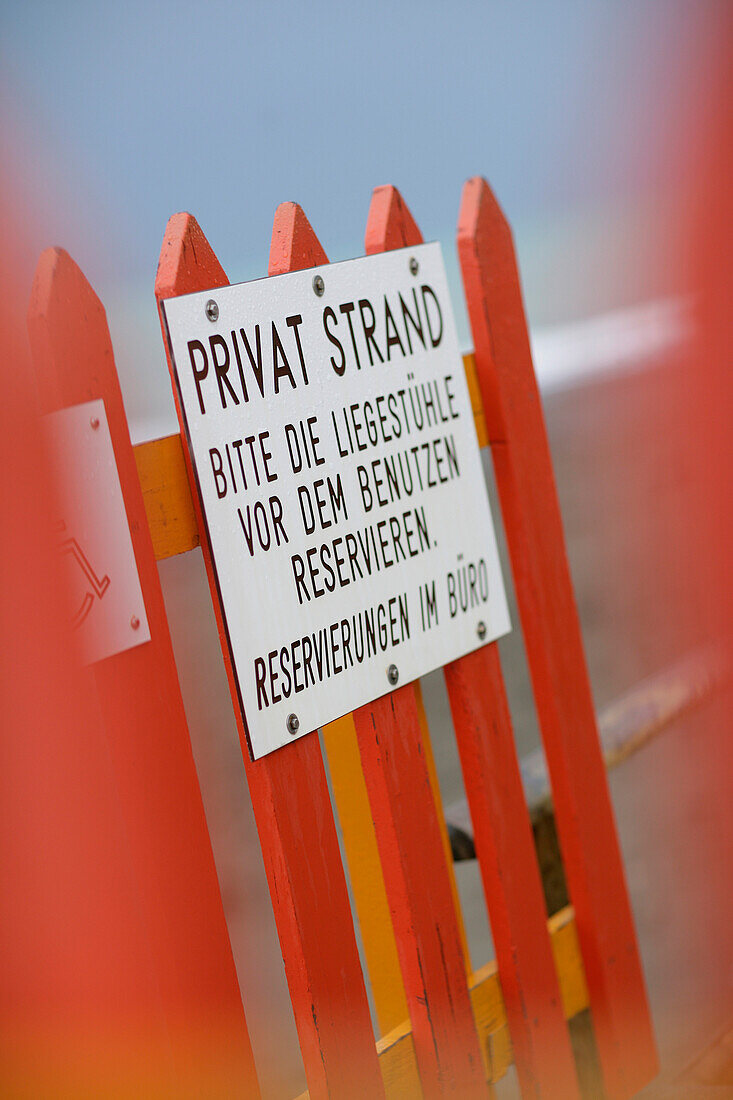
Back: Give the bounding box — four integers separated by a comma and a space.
45, 399, 151, 664
161, 243, 510, 759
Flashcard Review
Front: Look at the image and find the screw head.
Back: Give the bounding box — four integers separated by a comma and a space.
312, 274, 325, 297
286, 713, 300, 736
90, 416, 100, 430
130, 615, 140, 630
387, 663, 399, 686
477, 620, 487, 640
205, 299, 219, 322
409, 257, 419, 276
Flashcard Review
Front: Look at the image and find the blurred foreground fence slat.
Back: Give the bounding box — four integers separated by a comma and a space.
25, 248, 261, 1097
20, 180, 665, 1099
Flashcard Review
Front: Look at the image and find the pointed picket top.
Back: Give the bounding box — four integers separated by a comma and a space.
269, 202, 328, 277
29, 246, 106, 331
457, 176, 515, 257
365, 185, 423, 254
155, 212, 228, 303
28, 247, 113, 415
456, 177, 527, 444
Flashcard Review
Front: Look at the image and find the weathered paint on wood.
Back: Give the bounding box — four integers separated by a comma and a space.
458, 175, 658, 1099
445, 645, 581, 1098
155, 209, 384, 1100
354, 688, 490, 1098
322, 686, 471, 1038
27, 248, 260, 1096
295, 905, 589, 1099
366, 183, 578, 1099
365, 187, 472, 983
322, 713, 411, 1034
351, 186, 489, 1096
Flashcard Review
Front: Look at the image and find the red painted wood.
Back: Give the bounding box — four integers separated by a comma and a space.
354, 689, 489, 1099
357, 186, 489, 1098
155, 209, 384, 1100
364, 184, 422, 256
458, 176, 658, 1099
26, 249, 260, 1095
445, 647, 580, 1099
3, 212, 179, 1093
369, 183, 579, 1099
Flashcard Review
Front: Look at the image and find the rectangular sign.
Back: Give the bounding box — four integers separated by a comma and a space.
45, 399, 151, 664
161, 243, 510, 758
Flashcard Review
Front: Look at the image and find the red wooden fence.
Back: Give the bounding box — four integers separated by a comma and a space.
9, 177, 659, 1100
365, 185, 580, 1099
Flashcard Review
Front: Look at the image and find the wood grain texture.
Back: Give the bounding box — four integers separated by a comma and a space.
155, 209, 384, 1100
353, 185, 489, 1097
458, 175, 658, 1099
369, 183, 577, 1099
323, 686, 472, 1041
354, 688, 490, 1099
374, 904, 589, 1096
445, 646, 580, 1098
322, 713, 410, 1034
365, 186, 471, 986
27, 248, 260, 1096
295, 905, 588, 1100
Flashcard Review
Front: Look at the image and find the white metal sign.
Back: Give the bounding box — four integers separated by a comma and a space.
161, 243, 510, 759
45, 399, 151, 664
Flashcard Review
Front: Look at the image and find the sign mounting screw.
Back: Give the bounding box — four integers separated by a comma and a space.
130, 615, 140, 630
90, 415, 100, 430
477, 621, 487, 640
312, 274, 325, 297
286, 713, 300, 736
205, 299, 219, 322
409, 257, 419, 276
387, 663, 399, 686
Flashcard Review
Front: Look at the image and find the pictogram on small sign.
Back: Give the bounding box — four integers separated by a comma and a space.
45, 399, 150, 664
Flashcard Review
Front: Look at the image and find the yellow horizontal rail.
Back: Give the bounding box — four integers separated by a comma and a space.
294, 905, 587, 1097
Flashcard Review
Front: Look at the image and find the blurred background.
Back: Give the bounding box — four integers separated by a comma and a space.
1, 2, 730, 1097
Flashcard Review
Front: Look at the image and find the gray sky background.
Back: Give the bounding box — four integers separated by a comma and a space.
1, 0, 717, 430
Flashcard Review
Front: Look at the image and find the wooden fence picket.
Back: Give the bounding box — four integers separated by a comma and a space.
13, 171, 664, 1100
365, 183, 579, 1099
155, 209, 385, 1100
445, 646, 580, 1098
26, 248, 261, 1096
353, 689, 490, 1098
457, 176, 658, 1099
322, 712, 412, 1034
346, 186, 490, 1098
